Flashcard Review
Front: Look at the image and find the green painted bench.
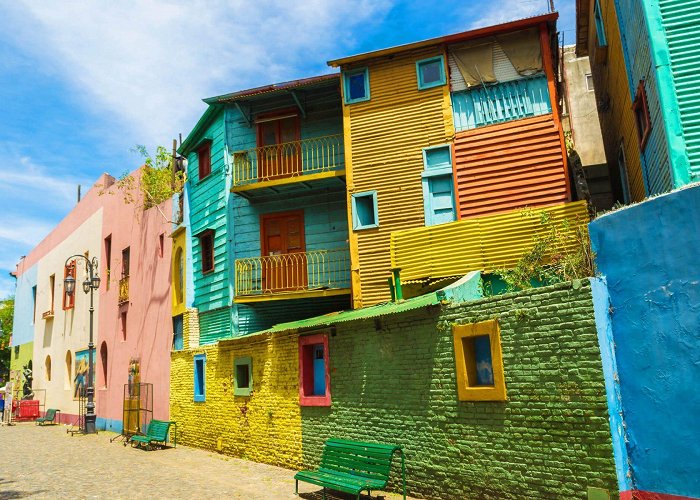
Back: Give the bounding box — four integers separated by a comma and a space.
129, 419, 176, 450
295, 438, 406, 499
36, 408, 60, 425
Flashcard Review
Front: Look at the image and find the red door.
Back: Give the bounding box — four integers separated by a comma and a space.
261, 211, 307, 291
257, 115, 301, 181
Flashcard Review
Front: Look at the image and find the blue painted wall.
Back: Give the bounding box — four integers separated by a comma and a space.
614, 0, 673, 195
11, 262, 38, 346
589, 184, 700, 497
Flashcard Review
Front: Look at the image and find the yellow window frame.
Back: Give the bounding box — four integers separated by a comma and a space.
452, 319, 507, 401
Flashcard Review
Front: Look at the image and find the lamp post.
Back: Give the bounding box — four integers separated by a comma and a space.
64, 255, 100, 434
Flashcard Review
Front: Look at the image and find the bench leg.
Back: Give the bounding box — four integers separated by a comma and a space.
295, 479, 298, 495
322, 487, 326, 500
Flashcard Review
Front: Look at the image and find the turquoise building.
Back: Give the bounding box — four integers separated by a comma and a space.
178, 74, 350, 343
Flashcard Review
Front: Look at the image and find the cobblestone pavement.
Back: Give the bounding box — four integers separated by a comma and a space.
0, 423, 413, 499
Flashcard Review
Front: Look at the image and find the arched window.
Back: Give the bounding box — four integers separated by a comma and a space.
45, 355, 52, 382
65, 351, 72, 390
100, 342, 108, 389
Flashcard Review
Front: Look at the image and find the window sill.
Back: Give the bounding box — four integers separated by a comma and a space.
300, 395, 331, 407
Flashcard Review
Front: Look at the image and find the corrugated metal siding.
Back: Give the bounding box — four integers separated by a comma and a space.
390, 201, 589, 282
616, 0, 673, 195
659, 0, 700, 177
199, 307, 232, 345
344, 46, 453, 307
453, 114, 568, 218
589, 0, 646, 201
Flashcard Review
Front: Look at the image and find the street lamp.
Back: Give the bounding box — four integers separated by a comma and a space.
64, 255, 100, 434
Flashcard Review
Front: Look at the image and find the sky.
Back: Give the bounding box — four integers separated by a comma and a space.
0, 0, 575, 299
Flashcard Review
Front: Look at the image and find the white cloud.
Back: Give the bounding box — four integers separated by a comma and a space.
457, 0, 549, 30
7, 0, 393, 147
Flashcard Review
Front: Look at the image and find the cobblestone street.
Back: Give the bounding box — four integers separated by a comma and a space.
0, 423, 410, 499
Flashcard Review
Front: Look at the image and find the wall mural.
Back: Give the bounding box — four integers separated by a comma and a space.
73, 349, 93, 399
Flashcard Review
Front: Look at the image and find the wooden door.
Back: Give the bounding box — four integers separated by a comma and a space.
257, 116, 301, 180
261, 211, 307, 291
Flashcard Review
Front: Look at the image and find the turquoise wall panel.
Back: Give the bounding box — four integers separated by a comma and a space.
451, 75, 551, 131
659, 0, 700, 182
12, 262, 37, 346
615, 0, 673, 195
199, 307, 232, 345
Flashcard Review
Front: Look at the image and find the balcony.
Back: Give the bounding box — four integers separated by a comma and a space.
234, 248, 351, 302
42, 310, 54, 320
231, 134, 345, 198
118, 276, 129, 304
390, 201, 590, 284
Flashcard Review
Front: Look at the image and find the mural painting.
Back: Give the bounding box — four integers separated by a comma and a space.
73, 349, 93, 399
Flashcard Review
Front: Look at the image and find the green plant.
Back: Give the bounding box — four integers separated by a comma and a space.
495, 209, 594, 293
0, 297, 14, 384
563, 130, 574, 154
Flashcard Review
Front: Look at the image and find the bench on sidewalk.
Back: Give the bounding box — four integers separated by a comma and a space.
294, 438, 406, 500
129, 419, 176, 450
36, 408, 60, 425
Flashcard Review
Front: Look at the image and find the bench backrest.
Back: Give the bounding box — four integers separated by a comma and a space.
145, 419, 171, 440
44, 408, 57, 419
319, 439, 400, 485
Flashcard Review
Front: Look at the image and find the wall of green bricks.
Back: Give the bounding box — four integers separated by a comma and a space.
301, 281, 618, 499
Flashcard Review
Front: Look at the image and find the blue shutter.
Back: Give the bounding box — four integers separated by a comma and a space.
426, 175, 456, 226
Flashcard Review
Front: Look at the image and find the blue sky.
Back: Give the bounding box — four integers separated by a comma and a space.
0, 0, 575, 299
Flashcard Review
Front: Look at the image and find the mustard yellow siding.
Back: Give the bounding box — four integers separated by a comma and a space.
169, 332, 302, 468
343, 46, 454, 307
172, 229, 186, 317
390, 201, 590, 282
588, 0, 645, 201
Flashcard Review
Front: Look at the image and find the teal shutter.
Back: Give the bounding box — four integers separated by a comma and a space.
426, 175, 456, 226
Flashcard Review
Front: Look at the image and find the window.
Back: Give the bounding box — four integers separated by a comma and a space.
452, 319, 506, 401
422, 145, 456, 226
255, 112, 301, 179
45, 355, 52, 382
32, 285, 37, 323
120, 311, 127, 341
298, 333, 331, 406
617, 144, 631, 204
104, 235, 112, 290
62, 262, 75, 311
121, 247, 130, 278
197, 141, 212, 181
174, 247, 184, 304
633, 80, 652, 151
194, 354, 206, 402
234, 357, 253, 396
586, 73, 594, 92
593, 0, 607, 47
100, 342, 108, 389
198, 230, 215, 274
351, 191, 379, 230
343, 67, 370, 104
173, 315, 184, 351
416, 56, 447, 90
49, 274, 55, 313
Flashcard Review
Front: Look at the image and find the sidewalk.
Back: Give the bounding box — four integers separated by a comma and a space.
0, 423, 413, 499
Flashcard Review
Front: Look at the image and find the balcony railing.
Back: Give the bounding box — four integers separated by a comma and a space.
452, 75, 551, 131
118, 276, 129, 304
235, 248, 351, 297
42, 310, 54, 320
232, 134, 344, 187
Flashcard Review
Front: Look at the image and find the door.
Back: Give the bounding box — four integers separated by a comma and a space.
261, 211, 307, 292
257, 115, 301, 181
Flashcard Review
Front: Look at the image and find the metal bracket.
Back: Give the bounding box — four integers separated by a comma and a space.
234, 102, 252, 128
290, 90, 306, 118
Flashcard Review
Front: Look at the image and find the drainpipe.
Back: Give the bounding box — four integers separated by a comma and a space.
387, 277, 396, 302
391, 268, 403, 301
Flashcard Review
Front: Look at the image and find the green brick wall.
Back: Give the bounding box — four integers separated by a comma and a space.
301, 281, 617, 499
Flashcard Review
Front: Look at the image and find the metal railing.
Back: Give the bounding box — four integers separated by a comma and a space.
235, 248, 351, 296
118, 277, 129, 304
232, 134, 344, 187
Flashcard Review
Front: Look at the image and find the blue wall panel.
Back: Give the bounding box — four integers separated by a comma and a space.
589, 185, 700, 497
12, 262, 38, 346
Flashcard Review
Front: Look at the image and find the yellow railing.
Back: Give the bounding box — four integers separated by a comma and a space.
232, 134, 343, 187
118, 276, 129, 304
390, 201, 590, 282
235, 248, 350, 296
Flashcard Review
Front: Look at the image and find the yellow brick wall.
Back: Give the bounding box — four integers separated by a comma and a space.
169, 331, 302, 468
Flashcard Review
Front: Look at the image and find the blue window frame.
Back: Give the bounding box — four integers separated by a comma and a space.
593, 0, 607, 47
416, 56, 446, 90
173, 315, 183, 351
194, 354, 206, 402
351, 191, 379, 230
422, 145, 456, 226
343, 68, 370, 104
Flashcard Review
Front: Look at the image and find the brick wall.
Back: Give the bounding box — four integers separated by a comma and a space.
301, 281, 617, 499
169, 331, 302, 469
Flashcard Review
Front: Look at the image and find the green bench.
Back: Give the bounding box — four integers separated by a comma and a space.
36, 408, 60, 425
129, 419, 176, 450
295, 438, 406, 499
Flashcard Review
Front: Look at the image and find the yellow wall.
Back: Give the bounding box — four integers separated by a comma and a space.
171, 228, 186, 317
586, 0, 645, 201
169, 331, 302, 468
342, 46, 454, 308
